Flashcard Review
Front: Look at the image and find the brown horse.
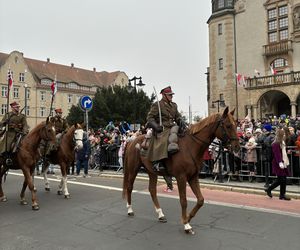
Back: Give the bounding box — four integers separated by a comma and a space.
0, 119, 56, 210
122, 107, 240, 234
41, 123, 84, 198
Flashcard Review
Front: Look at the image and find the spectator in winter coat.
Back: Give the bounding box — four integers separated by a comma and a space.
265, 128, 291, 200
76, 132, 91, 177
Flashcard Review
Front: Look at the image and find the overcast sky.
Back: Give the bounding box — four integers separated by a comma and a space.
0, 0, 211, 119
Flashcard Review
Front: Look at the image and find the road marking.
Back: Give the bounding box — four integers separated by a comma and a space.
8, 172, 300, 218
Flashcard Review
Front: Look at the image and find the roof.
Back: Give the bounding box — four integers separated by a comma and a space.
0, 51, 125, 87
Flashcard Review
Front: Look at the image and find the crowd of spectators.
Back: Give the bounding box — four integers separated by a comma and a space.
203, 114, 300, 184
71, 116, 300, 185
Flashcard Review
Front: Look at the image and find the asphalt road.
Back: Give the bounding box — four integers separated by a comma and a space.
0, 171, 300, 250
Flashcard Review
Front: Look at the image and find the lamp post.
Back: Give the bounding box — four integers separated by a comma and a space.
127, 76, 145, 130
212, 99, 226, 113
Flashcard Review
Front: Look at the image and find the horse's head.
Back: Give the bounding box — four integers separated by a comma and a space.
43, 117, 56, 143
215, 107, 240, 153
73, 123, 85, 151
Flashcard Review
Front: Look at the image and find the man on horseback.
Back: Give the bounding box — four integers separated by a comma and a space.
0, 101, 29, 166
146, 86, 183, 171
39, 108, 69, 159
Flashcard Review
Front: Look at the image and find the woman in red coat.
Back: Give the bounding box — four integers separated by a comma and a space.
265, 128, 291, 200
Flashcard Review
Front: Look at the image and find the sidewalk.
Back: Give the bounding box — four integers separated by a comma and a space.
88, 169, 300, 199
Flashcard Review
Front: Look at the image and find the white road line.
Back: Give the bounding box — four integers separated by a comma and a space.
8, 172, 300, 218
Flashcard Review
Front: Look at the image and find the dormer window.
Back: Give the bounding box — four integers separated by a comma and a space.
212, 0, 234, 13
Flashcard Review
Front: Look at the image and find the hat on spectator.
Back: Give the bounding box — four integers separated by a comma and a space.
160, 86, 174, 95
254, 128, 262, 134
263, 124, 272, 132
245, 128, 252, 134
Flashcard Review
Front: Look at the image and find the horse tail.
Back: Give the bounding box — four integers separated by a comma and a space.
122, 141, 130, 199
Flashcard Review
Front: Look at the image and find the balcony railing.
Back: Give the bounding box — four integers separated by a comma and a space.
245, 71, 300, 89
263, 40, 293, 56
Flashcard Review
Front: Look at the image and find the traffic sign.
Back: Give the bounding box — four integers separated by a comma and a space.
79, 95, 93, 111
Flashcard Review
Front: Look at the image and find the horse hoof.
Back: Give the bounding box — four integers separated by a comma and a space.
184, 229, 195, 235
0, 196, 8, 202
57, 190, 63, 195
20, 200, 28, 205
34, 187, 37, 192
32, 205, 40, 210
45, 187, 50, 192
128, 212, 134, 216
158, 216, 167, 223
64, 194, 70, 199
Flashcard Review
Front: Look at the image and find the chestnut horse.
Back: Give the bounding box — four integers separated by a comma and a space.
122, 107, 240, 234
0, 119, 56, 210
40, 123, 84, 198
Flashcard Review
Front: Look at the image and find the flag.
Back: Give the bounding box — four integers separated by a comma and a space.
270, 65, 277, 75
235, 73, 246, 87
254, 69, 260, 76
6, 68, 13, 97
51, 76, 57, 96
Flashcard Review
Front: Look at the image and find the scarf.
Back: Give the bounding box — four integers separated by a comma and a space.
281, 141, 289, 168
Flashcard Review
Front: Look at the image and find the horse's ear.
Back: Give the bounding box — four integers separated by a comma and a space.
222, 106, 229, 118
230, 108, 235, 116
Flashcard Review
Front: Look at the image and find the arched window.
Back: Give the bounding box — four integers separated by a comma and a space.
271, 58, 288, 68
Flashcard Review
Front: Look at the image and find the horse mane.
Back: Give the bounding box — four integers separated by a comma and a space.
189, 113, 221, 135
23, 121, 46, 140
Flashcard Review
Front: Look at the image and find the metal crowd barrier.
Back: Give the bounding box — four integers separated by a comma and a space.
90, 143, 300, 185
200, 144, 300, 184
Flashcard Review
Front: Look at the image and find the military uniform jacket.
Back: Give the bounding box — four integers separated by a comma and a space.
147, 100, 181, 129
53, 116, 68, 134
146, 99, 181, 162
0, 111, 29, 154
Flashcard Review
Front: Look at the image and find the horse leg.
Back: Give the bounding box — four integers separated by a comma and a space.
0, 169, 7, 202
125, 168, 139, 216
22, 168, 39, 210
177, 176, 194, 234
148, 173, 167, 223
42, 162, 51, 191
20, 179, 28, 205
57, 177, 63, 195
187, 175, 204, 223
60, 164, 70, 199
41, 159, 50, 190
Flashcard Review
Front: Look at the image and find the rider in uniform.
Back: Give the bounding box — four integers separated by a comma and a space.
146, 86, 183, 171
0, 101, 29, 165
39, 108, 68, 159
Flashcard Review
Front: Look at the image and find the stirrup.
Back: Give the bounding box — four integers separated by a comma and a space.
153, 162, 165, 172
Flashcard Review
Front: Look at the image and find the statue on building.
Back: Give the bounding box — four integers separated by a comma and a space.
293, 7, 300, 30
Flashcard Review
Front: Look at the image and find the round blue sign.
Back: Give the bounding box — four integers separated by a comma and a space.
80, 96, 93, 111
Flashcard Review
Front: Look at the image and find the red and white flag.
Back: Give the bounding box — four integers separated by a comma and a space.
51, 76, 57, 96
270, 65, 277, 75
235, 73, 246, 87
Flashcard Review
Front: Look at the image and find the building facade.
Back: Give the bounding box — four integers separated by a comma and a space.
0, 51, 129, 129
207, 0, 300, 120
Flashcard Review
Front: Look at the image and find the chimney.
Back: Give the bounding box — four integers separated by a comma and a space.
47, 58, 50, 63
93, 67, 96, 72
71, 63, 74, 68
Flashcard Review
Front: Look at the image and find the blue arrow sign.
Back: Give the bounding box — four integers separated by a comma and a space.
80, 96, 93, 110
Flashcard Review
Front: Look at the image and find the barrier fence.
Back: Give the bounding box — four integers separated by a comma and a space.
89, 144, 300, 184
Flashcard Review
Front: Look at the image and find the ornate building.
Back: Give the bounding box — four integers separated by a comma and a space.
207, 0, 300, 120
0, 51, 129, 128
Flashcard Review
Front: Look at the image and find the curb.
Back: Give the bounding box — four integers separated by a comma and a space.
91, 171, 300, 200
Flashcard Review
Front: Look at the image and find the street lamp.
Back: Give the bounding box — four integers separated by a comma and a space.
127, 76, 145, 130
212, 99, 226, 112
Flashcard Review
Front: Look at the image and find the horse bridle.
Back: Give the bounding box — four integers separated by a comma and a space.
190, 116, 238, 147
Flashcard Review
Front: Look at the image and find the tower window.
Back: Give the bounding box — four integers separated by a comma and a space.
218, 23, 223, 35
219, 58, 223, 70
